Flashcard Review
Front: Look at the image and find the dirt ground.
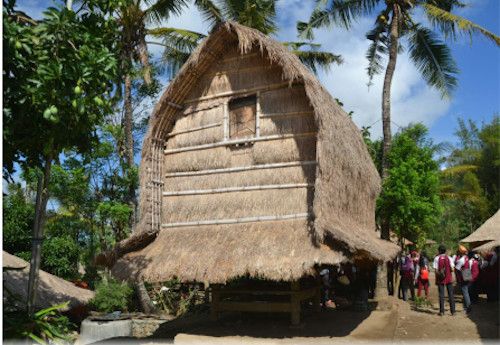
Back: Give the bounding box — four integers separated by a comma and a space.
95, 273, 499, 344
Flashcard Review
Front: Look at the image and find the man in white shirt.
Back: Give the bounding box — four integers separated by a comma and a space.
433, 245, 456, 316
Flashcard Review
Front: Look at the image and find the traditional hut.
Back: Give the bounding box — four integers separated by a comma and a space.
99, 22, 399, 323
3, 251, 94, 311
461, 209, 500, 251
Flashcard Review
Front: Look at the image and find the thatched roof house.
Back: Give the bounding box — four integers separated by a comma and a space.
102, 22, 399, 284
3, 251, 94, 311
462, 209, 500, 250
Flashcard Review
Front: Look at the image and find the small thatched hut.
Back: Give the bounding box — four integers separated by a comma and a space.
99, 22, 398, 322
462, 209, 500, 251
3, 251, 94, 311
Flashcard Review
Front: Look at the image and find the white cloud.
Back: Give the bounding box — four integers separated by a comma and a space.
275, 0, 451, 138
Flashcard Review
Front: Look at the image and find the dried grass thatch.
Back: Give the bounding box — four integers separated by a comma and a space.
461, 209, 500, 245
165, 164, 316, 191
3, 252, 94, 311
102, 21, 399, 283
111, 220, 346, 283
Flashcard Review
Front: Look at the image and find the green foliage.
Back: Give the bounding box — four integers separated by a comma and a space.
298, 0, 499, 98
3, 2, 119, 174
413, 296, 432, 311
4, 302, 74, 344
89, 276, 134, 313
153, 0, 339, 76
3, 184, 34, 259
439, 116, 499, 242
377, 124, 443, 244
41, 235, 81, 280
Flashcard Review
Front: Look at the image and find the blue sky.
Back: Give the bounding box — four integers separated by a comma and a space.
16, 0, 500, 146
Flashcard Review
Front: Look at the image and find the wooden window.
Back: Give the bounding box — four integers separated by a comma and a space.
229, 95, 256, 139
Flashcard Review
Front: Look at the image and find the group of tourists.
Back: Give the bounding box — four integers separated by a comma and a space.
398, 244, 499, 316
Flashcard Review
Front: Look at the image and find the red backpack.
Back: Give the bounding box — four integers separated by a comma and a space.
436, 255, 448, 282
420, 266, 429, 280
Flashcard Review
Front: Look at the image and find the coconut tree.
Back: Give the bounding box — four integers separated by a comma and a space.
148, 0, 343, 76
297, 0, 500, 237
110, 0, 192, 224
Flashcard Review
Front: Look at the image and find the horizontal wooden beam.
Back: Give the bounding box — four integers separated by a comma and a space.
163, 183, 314, 197
166, 122, 221, 138
161, 213, 309, 228
166, 101, 183, 110
183, 81, 300, 104
164, 160, 317, 178
163, 132, 316, 155
260, 111, 314, 119
217, 301, 292, 313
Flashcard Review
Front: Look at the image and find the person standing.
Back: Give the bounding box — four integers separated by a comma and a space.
482, 246, 499, 302
400, 252, 415, 301
433, 245, 456, 316
468, 251, 480, 304
455, 245, 472, 314
415, 253, 430, 299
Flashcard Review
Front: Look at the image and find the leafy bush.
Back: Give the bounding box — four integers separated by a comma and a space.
4, 302, 74, 344
89, 276, 133, 313
3, 184, 35, 257
41, 234, 81, 279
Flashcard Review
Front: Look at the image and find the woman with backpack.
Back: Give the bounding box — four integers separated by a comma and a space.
455, 245, 472, 314
400, 251, 415, 301
415, 252, 430, 299
433, 244, 456, 316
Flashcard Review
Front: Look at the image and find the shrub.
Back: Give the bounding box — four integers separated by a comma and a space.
89, 276, 133, 313
4, 302, 74, 344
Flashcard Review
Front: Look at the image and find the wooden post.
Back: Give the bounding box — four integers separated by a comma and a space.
290, 281, 301, 326
210, 286, 220, 321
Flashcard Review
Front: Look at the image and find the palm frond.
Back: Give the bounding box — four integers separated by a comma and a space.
441, 164, 479, 177
423, 3, 500, 45
291, 50, 343, 74
221, 0, 277, 34
162, 47, 191, 77
143, 0, 189, 25
298, 0, 380, 39
149, 27, 205, 77
148, 27, 205, 52
282, 41, 322, 50
365, 13, 389, 86
408, 25, 458, 99
194, 0, 223, 28
297, 9, 331, 40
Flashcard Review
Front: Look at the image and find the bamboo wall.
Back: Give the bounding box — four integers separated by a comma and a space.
161, 46, 317, 228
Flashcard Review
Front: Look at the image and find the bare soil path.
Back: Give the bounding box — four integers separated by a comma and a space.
93, 273, 499, 344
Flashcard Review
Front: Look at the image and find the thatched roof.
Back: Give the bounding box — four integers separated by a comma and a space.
104, 22, 399, 284
461, 210, 500, 244
3, 251, 94, 311
473, 240, 500, 253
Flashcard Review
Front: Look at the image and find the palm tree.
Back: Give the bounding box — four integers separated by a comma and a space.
148, 0, 343, 77
111, 0, 191, 223
297, 0, 500, 240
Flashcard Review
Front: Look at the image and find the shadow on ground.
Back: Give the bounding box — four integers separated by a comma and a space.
148, 302, 387, 341
467, 297, 500, 339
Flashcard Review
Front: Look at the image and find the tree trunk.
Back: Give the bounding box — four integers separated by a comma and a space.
123, 72, 137, 227
124, 73, 134, 168
381, 4, 400, 181
26, 154, 53, 315
376, 4, 400, 299
135, 280, 157, 314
